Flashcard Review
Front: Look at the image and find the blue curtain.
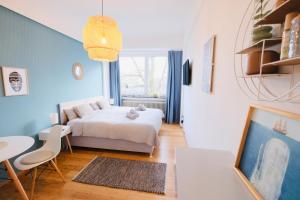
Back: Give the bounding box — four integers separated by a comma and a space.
165, 51, 183, 124
109, 59, 122, 106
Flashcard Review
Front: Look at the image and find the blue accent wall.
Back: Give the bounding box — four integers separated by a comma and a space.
0, 6, 103, 139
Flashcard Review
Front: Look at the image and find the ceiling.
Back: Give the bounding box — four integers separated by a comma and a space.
0, 0, 200, 49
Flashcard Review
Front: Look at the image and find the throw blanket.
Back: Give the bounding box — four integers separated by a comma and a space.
68, 107, 164, 146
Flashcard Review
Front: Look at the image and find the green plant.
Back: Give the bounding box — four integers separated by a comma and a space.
252, 0, 273, 43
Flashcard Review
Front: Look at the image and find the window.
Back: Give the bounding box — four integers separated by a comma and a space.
119, 53, 168, 98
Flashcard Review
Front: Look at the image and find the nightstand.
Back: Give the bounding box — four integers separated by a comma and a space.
39, 125, 73, 154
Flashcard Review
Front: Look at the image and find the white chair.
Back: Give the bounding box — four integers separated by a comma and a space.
14, 125, 65, 199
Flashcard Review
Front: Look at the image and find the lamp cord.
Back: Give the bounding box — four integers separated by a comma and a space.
101, 0, 104, 16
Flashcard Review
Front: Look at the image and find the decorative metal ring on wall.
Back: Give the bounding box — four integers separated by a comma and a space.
72, 63, 84, 80
234, 0, 300, 103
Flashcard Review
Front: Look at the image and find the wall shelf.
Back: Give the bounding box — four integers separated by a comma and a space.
234, 0, 300, 103
237, 38, 282, 54
255, 0, 300, 26
239, 73, 290, 78
263, 57, 300, 67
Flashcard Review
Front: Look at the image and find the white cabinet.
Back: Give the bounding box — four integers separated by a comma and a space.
175, 148, 254, 200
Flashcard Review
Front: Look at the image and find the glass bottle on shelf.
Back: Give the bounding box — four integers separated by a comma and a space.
280, 12, 299, 60
289, 15, 300, 58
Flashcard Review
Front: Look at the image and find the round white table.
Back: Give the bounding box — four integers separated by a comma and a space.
0, 136, 34, 200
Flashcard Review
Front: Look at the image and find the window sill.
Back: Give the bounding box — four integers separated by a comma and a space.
122, 97, 165, 102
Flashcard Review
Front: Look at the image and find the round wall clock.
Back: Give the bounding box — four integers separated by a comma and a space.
72, 63, 84, 80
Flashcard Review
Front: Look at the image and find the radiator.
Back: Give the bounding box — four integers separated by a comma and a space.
122, 98, 166, 114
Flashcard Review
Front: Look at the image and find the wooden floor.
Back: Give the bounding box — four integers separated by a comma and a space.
0, 124, 186, 200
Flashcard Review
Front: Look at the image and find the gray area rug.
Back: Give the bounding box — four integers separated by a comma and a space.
73, 157, 167, 194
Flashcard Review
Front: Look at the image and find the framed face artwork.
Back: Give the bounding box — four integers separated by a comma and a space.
1, 66, 29, 96
235, 105, 300, 200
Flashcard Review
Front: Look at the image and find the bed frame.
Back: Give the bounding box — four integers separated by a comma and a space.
58, 97, 154, 156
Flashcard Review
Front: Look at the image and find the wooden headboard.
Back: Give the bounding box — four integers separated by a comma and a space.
59, 96, 105, 125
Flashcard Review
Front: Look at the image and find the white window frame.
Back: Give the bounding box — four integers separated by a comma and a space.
119, 50, 168, 98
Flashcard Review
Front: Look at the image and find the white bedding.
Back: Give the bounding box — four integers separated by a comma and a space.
67, 107, 164, 146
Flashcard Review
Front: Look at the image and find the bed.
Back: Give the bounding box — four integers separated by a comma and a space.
59, 97, 164, 155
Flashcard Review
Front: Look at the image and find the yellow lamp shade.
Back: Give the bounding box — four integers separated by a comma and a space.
83, 16, 122, 62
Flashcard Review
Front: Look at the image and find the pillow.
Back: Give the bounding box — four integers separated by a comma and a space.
96, 101, 103, 109
97, 99, 111, 109
64, 108, 78, 121
74, 104, 94, 118
90, 102, 100, 110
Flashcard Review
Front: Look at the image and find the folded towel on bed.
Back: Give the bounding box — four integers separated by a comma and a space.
126, 109, 140, 120
135, 104, 146, 111
130, 108, 138, 114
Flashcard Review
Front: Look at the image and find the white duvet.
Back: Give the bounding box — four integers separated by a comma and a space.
67, 107, 164, 146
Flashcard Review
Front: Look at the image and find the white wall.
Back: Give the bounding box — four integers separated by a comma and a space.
123, 34, 184, 49
0, 0, 198, 50
182, 0, 300, 154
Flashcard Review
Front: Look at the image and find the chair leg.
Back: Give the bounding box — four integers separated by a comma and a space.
3, 160, 29, 200
50, 160, 65, 183
30, 167, 37, 200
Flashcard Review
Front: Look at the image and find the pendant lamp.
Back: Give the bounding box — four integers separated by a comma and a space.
83, 0, 122, 62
